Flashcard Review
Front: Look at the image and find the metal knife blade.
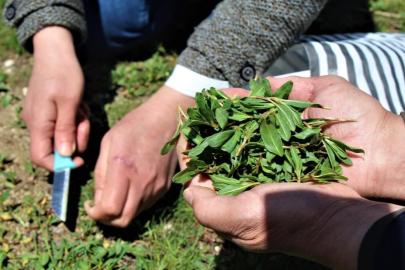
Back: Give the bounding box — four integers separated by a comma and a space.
52, 151, 76, 222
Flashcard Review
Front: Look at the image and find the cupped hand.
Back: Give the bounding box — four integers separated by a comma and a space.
265, 75, 405, 200
182, 182, 403, 270
22, 26, 90, 170
84, 86, 195, 227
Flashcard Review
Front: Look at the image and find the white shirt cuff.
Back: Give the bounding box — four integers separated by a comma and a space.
165, 65, 230, 97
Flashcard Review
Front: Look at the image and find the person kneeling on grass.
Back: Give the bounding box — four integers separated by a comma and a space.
177, 76, 405, 270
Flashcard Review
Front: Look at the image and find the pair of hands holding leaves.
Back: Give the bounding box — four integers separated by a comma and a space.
177, 75, 405, 270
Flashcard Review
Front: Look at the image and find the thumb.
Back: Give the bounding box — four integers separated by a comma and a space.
183, 186, 217, 207
54, 102, 78, 156
184, 186, 236, 230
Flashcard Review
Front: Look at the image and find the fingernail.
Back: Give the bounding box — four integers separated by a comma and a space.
59, 142, 75, 156
183, 188, 194, 206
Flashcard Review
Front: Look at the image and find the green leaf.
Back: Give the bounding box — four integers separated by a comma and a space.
172, 168, 197, 184
249, 76, 272, 97
187, 108, 205, 120
222, 130, 241, 153
293, 128, 321, 140
186, 159, 208, 171
228, 109, 253, 121
245, 121, 259, 135
218, 183, 250, 196
215, 108, 229, 129
210, 174, 240, 185
282, 100, 324, 110
208, 87, 230, 100
276, 115, 291, 141
260, 120, 283, 157
160, 118, 182, 155
205, 130, 236, 148
323, 140, 336, 167
290, 147, 302, 182
195, 92, 215, 123
327, 140, 353, 165
187, 141, 209, 157
276, 103, 298, 131
274, 81, 293, 99
327, 137, 365, 154
183, 127, 204, 145
39, 253, 49, 266
0, 94, 13, 108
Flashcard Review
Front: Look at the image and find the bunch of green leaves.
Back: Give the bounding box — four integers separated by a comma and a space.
161, 76, 364, 196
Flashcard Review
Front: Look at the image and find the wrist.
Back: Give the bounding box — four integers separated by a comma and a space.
33, 26, 76, 59
305, 198, 403, 270
372, 112, 405, 200
150, 85, 196, 112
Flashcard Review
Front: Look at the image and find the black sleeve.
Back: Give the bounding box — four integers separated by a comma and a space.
358, 208, 405, 270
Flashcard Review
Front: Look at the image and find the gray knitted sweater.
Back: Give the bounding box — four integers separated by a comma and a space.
4, 0, 335, 86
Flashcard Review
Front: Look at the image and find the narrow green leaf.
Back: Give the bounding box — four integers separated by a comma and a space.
290, 147, 302, 182
195, 92, 215, 123
328, 141, 353, 165
183, 127, 204, 145
222, 130, 241, 153
186, 159, 208, 170
323, 140, 336, 167
205, 130, 236, 148
293, 127, 321, 140
160, 118, 182, 155
210, 174, 240, 185
282, 100, 324, 110
228, 109, 253, 121
208, 87, 230, 100
245, 121, 259, 135
187, 141, 209, 157
276, 103, 298, 131
187, 108, 205, 120
172, 168, 197, 184
218, 183, 251, 196
274, 81, 293, 99
276, 115, 291, 141
249, 76, 272, 97
327, 137, 365, 154
260, 120, 284, 157
215, 108, 229, 129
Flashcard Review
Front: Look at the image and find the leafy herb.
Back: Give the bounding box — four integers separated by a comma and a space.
162, 76, 364, 196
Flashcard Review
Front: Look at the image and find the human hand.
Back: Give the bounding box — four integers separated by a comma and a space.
182, 182, 403, 270
264, 76, 405, 200
84, 86, 195, 227
22, 26, 89, 170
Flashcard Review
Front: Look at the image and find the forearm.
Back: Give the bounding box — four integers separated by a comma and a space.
300, 199, 404, 270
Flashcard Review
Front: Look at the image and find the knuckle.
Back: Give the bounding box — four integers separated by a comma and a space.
55, 122, 76, 134
113, 218, 131, 228
102, 203, 122, 217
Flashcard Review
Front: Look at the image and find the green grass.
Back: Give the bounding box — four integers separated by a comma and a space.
0, 1, 404, 269
370, 0, 405, 32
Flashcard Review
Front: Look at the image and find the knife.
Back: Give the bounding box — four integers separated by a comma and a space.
52, 150, 76, 222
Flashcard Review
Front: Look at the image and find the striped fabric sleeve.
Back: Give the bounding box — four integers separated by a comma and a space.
300, 33, 405, 114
